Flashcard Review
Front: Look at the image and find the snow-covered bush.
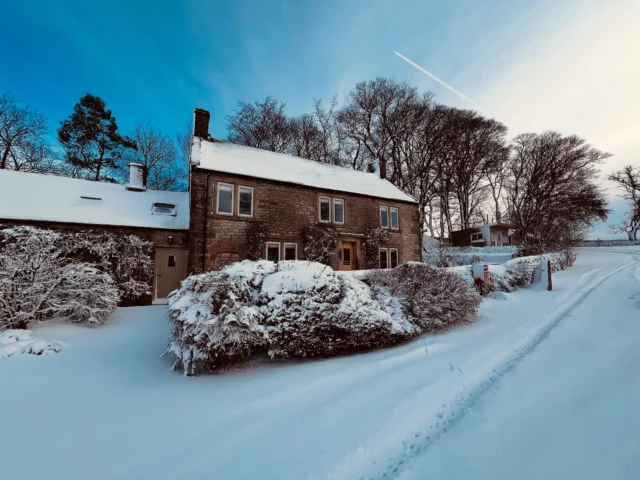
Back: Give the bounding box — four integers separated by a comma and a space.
165, 261, 275, 375
0, 330, 62, 359
367, 263, 481, 331
422, 238, 457, 267
0, 226, 119, 329
362, 227, 390, 269
60, 230, 153, 303
165, 260, 416, 375
301, 225, 339, 265
262, 262, 414, 359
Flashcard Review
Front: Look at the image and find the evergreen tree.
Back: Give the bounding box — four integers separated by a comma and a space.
58, 94, 135, 181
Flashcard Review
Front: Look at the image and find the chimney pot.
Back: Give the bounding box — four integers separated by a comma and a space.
194, 108, 210, 139
126, 163, 146, 191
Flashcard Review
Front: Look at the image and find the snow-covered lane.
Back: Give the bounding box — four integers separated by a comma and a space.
397, 249, 640, 480
0, 248, 638, 480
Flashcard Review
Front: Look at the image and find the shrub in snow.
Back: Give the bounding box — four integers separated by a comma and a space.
245, 222, 268, 261
60, 230, 153, 304
422, 238, 457, 267
0, 330, 62, 359
165, 260, 416, 375
165, 261, 275, 375
362, 227, 390, 268
261, 262, 414, 359
367, 263, 481, 331
301, 225, 339, 265
0, 226, 119, 329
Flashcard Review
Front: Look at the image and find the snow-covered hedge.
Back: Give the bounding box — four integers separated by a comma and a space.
166, 261, 420, 375
447, 251, 575, 294
0, 227, 119, 329
366, 263, 482, 331
0, 226, 150, 329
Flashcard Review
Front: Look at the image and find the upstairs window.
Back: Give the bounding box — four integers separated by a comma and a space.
333, 199, 344, 224
390, 207, 399, 230
238, 186, 254, 217
471, 232, 483, 243
266, 242, 280, 262
152, 202, 177, 216
380, 206, 389, 228
319, 197, 331, 222
390, 248, 399, 268
217, 183, 234, 215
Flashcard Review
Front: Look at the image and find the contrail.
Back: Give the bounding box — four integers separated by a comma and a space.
394, 51, 480, 108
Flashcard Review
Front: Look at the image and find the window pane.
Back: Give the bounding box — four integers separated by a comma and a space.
334, 199, 344, 223
168, 255, 176, 267
379, 249, 388, 269
320, 198, 330, 221
218, 185, 233, 214
390, 249, 398, 268
239, 187, 253, 216
380, 206, 389, 228
284, 245, 297, 260
390, 208, 399, 229
266, 244, 279, 262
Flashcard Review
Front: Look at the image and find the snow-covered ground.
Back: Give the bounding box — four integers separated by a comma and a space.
1, 247, 639, 479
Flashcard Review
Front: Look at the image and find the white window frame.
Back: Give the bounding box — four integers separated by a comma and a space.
237, 185, 254, 217
390, 207, 399, 230
389, 248, 399, 268
379, 247, 389, 269
333, 198, 345, 224
216, 182, 234, 215
471, 232, 483, 243
283, 242, 298, 261
380, 205, 389, 229
265, 242, 281, 262
319, 196, 331, 223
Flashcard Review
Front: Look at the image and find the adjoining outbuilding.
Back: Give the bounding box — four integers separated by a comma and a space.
0, 165, 189, 303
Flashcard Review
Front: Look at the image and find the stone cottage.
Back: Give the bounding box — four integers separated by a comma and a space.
187, 108, 422, 273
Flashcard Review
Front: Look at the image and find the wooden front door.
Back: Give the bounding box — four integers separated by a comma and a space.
155, 248, 188, 300
339, 241, 356, 271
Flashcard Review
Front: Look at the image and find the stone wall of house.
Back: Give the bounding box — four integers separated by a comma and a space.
188, 167, 421, 273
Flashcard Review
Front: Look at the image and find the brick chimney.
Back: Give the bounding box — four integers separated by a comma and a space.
193, 108, 210, 139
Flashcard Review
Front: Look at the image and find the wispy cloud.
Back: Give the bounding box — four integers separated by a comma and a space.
394, 51, 480, 108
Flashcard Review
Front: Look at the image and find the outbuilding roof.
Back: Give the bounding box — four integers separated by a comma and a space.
0, 169, 189, 230
191, 138, 418, 204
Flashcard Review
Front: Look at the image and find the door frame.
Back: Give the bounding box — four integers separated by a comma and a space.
153, 247, 189, 302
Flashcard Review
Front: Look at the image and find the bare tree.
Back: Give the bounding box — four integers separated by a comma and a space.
227, 96, 294, 153
122, 124, 185, 191
0, 93, 53, 173
506, 131, 609, 250
607, 165, 640, 240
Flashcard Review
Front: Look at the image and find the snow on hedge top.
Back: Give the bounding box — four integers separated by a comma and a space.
0, 169, 189, 230
192, 138, 417, 203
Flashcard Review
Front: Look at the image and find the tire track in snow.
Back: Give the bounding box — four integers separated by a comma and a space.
329, 257, 639, 480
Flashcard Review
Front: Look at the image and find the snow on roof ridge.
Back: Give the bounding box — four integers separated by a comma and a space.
195, 139, 418, 203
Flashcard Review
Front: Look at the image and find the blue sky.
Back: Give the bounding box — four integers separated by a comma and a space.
2, 0, 638, 237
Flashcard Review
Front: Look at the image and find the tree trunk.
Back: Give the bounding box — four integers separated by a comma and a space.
0, 144, 10, 169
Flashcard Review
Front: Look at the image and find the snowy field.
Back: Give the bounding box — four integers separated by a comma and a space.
1, 247, 639, 479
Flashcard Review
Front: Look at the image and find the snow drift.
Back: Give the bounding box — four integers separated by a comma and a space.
0, 330, 61, 359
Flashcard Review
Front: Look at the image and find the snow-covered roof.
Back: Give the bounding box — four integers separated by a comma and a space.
191, 138, 417, 203
0, 169, 189, 230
